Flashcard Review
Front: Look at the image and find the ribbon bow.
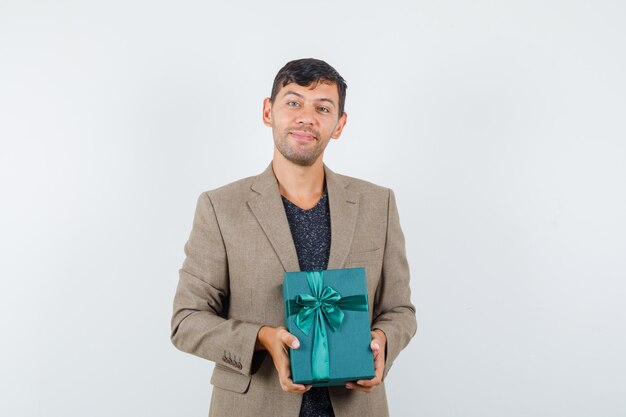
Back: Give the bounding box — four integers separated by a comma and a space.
286, 270, 368, 382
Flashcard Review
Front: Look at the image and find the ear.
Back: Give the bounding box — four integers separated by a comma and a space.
262, 98, 272, 127
331, 112, 348, 139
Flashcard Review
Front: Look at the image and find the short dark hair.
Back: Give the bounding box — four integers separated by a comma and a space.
270, 58, 348, 116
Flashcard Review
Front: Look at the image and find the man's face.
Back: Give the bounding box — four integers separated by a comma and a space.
263, 81, 347, 167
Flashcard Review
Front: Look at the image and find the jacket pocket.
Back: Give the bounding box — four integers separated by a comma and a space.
210, 364, 251, 394
345, 247, 383, 264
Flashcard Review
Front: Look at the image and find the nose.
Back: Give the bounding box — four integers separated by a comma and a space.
296, 104, 316, 125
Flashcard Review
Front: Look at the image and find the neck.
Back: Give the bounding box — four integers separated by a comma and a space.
272, 149, 325, 203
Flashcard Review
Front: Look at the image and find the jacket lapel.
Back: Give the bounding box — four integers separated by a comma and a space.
247, 164, 301, 272
247, 163, 360, 272
325, 165, 360, 270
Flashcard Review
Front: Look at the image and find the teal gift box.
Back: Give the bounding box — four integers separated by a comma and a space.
283, 268, 375, 387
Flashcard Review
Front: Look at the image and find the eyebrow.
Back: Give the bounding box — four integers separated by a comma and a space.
283, 91, 336, 107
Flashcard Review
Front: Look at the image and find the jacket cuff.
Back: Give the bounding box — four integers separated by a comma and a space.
219, 321, 264, 376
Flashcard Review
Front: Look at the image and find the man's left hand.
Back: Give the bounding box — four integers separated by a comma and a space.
345, 329, 387, 393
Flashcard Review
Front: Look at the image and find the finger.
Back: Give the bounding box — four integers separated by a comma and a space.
278, 329, 300, 349
356, 355, 384, 388
279, 375, 311, 393
370, 340, 380, 359
346, 382, 375, 393
370, 352, 385, 383
374, 346, 384, 370
355, 374, 382, 388
274, 350, 309, 393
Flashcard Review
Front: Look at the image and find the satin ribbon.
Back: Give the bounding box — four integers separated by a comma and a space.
286, 270, 369, 382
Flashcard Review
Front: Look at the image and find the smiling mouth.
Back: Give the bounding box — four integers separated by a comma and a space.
289, 131, 317, 141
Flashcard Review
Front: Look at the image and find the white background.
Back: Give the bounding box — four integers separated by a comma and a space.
1, 1, 625, 416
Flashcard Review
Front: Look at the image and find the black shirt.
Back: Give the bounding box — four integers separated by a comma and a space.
281, 190, 335, 417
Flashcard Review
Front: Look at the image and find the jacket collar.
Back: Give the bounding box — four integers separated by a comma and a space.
247, 162, 360, 272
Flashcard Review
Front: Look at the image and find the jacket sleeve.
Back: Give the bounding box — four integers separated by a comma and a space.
170, 192, 262, 376
371, 188, 417, 378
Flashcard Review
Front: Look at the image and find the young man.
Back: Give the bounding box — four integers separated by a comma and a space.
171, 58, 416, 417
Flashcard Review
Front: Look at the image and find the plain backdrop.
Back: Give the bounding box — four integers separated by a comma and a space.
1, 1, 625, 416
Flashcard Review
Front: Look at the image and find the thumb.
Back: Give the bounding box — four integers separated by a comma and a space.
280, 330, 300, 349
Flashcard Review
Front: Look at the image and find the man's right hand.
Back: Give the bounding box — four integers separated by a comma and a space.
256, 326, 312, 394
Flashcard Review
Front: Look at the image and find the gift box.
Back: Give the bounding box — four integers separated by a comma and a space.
283, 268, 375, 387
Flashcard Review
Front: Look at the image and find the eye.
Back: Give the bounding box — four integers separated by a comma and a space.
287, 101, 300, 107
318, 106, 330, 113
